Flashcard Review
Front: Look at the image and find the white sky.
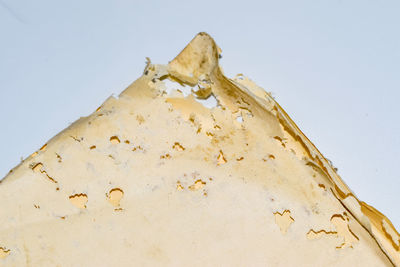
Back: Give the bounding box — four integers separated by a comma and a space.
0, 0, 399, 230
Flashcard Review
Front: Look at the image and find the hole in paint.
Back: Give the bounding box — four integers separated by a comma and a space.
195, 93, 218, 109
163, 78, 192, 97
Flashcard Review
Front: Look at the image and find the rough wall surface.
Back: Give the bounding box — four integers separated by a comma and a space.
0, 33, 398, 266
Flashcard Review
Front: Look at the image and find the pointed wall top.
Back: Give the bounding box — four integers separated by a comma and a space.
168, 32, 221, 85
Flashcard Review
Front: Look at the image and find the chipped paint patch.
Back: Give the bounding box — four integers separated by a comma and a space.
110, 136, 121, 144
188, 179, 206, 191
217, 150, 227, 165
172, 142, 185, 151
69, 193, 88, 209
306, 213, 359, 249
176, 181, 184, 191
331, 214, 359, 249
107, 188, 124, 207
274, 210, 294, 234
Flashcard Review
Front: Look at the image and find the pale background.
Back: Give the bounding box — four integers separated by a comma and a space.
0, 1, 399, 230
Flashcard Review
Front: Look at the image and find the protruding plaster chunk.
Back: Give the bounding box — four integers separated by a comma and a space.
107, 188, 124, 207
0, 247, 10, 259
382, 219, 400, 248
306, 214, 359, 249
331, 214, 359, 249
274, 210, 294, 234
69, 193, 88, 209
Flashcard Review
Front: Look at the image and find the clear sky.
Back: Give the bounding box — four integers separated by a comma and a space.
0, 0, 399, 229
